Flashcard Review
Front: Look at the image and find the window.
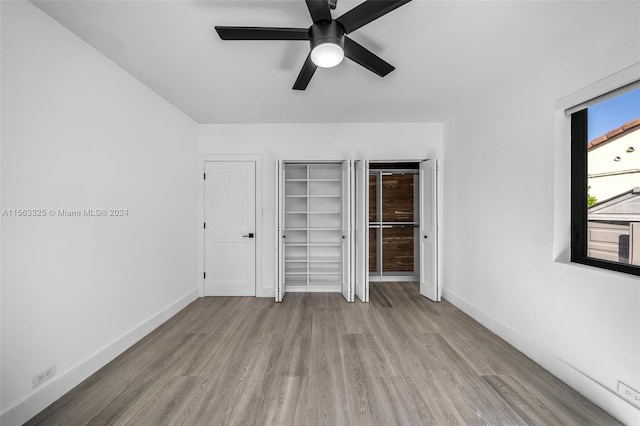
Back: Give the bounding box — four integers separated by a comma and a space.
571, 86, 640, 275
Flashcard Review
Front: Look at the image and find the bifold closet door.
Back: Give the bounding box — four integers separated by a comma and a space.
275, 160, 285, 302
355, 159, 369, 302
419, 159, 440, 301
341, 160, 354, 302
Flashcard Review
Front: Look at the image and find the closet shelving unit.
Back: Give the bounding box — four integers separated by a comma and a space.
284, 163, 342, 292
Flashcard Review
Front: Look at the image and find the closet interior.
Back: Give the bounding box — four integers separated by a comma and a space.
282, 162, 343, 292
369, 163, 420, 282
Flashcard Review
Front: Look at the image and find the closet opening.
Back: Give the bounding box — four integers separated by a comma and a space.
276, 160, 354, 302
354, 158, 439, 303
277, 158, 439, 303
368, 162, 420, 282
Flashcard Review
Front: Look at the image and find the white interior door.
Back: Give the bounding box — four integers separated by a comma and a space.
341, 160, 354, 302
419, 159, 440, 301
275, 160, 285, 302
204, 161, 256, 296
355, 159, 369, 302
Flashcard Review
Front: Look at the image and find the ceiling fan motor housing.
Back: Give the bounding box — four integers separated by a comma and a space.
309, 20, 345, 51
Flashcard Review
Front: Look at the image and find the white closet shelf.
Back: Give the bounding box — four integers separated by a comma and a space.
309, 257, 340, 263
285, 272, 340, 276
285, 211, 339, 214
285, 227, 340, 231
286, 243, 340, 247
286, 195, 339, 198
285, 179, 340, 182
285, 257, 340, 263
285, 285, 341, 293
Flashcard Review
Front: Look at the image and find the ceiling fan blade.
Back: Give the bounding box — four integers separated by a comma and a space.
293, 54, 318, 90
344, 36, 394, 77
215, 26, 309, 40
306, 0, 332, 23
336, 0, 411, 34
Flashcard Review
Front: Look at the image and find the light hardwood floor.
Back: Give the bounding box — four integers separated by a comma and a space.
27, 282, 619, 425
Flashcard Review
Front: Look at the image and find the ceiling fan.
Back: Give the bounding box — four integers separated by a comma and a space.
215, 0, 411, 90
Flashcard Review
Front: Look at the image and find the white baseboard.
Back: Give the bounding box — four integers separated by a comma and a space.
1, 289, 199, 426
442, 289, 640, 426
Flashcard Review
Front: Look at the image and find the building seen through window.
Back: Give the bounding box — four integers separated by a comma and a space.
586, 88, 640, 267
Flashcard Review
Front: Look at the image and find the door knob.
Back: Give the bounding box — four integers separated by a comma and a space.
242, 233, 255, 238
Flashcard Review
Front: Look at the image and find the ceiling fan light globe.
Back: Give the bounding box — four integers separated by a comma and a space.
311, 42, 344, 68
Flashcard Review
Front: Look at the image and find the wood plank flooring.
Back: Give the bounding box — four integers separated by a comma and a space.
27, 282, 620, 425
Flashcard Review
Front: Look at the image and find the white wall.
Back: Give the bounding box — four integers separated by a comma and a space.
198, 123, 443, 297
443, 2, 640, 424
1, 2, 198, 424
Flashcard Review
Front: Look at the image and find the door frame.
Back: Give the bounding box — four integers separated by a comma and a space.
198, 155, 263, 297
275, 159, 354, 301
367, 167, 421, 283
359, 158, 442, 302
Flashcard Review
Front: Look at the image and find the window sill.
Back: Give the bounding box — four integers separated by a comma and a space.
554, 255, 640, 279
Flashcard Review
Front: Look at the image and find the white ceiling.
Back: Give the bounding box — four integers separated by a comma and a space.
32, 0, 611, 124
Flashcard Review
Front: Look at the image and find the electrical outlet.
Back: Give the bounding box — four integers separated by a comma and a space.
618, 381, 640, 406
32, 365, 56, 388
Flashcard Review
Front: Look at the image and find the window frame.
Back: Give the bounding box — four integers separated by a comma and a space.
570, 108, 640, 276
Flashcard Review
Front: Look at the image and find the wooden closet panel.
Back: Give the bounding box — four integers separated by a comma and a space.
369, 174, 377, 222
369, 227, 377, 272
382, 174, 414, 222
382, 227, 414, 272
